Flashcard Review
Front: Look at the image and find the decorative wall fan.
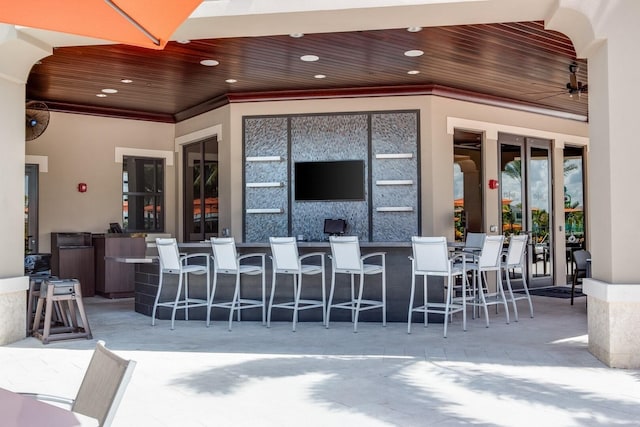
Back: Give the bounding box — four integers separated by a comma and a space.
25, 101, 50, 141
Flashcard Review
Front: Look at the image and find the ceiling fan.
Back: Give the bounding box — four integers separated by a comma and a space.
566, 63, 588, 97
530, 62, 588, 101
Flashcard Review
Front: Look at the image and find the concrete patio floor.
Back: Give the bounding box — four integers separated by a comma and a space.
1, 294, 639, 426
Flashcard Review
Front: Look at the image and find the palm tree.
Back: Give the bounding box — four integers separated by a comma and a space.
503, 160, 522, 182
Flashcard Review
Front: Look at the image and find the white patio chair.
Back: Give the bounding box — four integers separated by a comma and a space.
152, 238, 210, 330
208, 237, 266, 331
466, 234, 510, 327
268, 237, 326, 331
501, 234, 534, 320
21, 340, 136, 427
408, 236, 470, 337
326, 236, 386, 332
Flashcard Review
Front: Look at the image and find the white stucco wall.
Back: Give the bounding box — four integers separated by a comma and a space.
25, 112, 176, 252
0, 77, 29, 345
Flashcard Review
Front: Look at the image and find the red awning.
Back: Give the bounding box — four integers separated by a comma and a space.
0, 0, 203, 50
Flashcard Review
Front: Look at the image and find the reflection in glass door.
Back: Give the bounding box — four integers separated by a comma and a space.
563, 146, 586, 279
500, 134, 553, 287
183, 137, 219, 242
528, 143, 552, 285
453, 130, 483, 242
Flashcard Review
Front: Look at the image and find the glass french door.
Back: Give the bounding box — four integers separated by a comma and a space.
453, 129, 484, 242
563, 146, 587, 279
25, 164, 39, 254
500, 134, 553, 287
183, 137, 219, 242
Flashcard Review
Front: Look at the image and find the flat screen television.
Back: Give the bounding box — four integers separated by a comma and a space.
294, 160, 365, 201
324, 218, 347, 235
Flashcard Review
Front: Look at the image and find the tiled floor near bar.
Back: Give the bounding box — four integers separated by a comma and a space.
1, 295, 639, 426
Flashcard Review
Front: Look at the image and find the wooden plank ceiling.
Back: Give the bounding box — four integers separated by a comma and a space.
26, 21, 588, 123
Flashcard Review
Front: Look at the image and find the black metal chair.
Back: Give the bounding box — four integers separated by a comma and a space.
571, 249, 591, 305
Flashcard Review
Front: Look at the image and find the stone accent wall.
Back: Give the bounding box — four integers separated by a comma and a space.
243, 110, 419, 242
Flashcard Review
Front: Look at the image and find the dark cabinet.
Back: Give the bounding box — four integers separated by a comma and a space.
51, 232, 95, 297
93, 235, 146, 298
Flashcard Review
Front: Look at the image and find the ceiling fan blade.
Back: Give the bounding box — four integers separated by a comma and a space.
530, 81, 564, 89
534, 92, 567, 101
521, 89, 568, 95
569, 73, 578, 89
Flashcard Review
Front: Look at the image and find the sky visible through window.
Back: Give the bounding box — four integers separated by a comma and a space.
454, 158, 583, 209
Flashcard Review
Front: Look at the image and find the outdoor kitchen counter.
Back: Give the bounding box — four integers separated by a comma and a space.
131, 241, 447, 324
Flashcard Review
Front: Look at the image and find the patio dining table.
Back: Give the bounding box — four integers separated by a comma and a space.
0, 387, 98, 427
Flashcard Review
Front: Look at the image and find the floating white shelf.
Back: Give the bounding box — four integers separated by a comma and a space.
375, 207, 414, 212
375, 153, 413, 159
246, 156, 283, 162
246, 182, 284, 188
246, 208, 284, 214
376, 179, 414, 186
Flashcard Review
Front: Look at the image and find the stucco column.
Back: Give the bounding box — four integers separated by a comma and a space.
549, 0, 640, 368
483, 135, 500, 236
0, 26, 51, 345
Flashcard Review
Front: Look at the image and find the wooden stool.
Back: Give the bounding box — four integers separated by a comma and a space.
32, 279, 93, 344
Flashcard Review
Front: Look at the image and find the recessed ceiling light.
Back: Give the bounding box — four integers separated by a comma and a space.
290, 33, 304, 38
200, 59, 219, 66
404, 50, 424, 57
96, 93, 107, 98
300, 55, 319, 62
407, 27, 422, 32
120, 79, 133, 84
407, 70, 420, 75
225, 79, 237, 83
314, 74, 326, 79
176, 39, 191, 44
101, 88, 118, 94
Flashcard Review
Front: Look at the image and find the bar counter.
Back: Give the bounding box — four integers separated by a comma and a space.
128, 241, 447, 324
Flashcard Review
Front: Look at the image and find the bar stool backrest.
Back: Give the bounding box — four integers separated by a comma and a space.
329, 236, 362, 272
211, 238, 239, 271
156, 238, 181, 272
411, 236, 449, 274
478, 235, 505, 269
269, 237, 300, 272
505, 234, 528, 266
464, 232, 486, 251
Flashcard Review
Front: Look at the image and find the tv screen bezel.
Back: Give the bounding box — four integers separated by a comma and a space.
294, 160, 365, 201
